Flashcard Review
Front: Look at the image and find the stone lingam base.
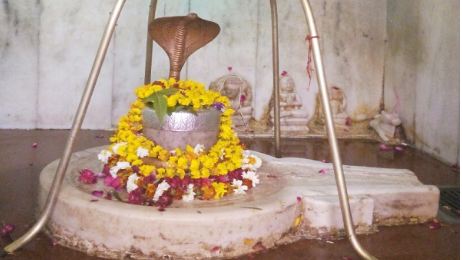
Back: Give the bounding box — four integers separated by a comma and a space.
39, 146, 439, 260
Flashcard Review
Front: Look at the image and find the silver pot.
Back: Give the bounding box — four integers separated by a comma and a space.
142, 107, 221, 150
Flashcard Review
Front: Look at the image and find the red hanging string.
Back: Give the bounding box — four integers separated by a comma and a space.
305, 35, 319, 86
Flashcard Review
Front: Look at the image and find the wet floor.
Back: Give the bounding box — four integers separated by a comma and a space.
0, 130, 459, 260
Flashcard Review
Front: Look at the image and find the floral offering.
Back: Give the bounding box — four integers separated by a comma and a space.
86, 78, 262, 208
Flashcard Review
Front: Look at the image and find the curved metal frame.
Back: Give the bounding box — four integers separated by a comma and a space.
4, 1, 378, 259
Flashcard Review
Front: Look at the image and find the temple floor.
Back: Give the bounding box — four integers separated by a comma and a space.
0, 129, 459, 260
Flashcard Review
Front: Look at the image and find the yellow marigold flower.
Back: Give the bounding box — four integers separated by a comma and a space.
139, 165, 156, 177
158, 150, 169, 161
166, 167, 175, 178
177, 157, 188, 169
126, 153, 138, 162
168, 156, 178, 166
132, 159, 143, 166
167, 96, 177, 107
217, 163, 228, 175
177, 168, 186, 179
212, 182, 227, 199
174, 148, 183, 156
190, 159, 200, 170
201, 168, 211, 178
223, 108, 234, 116
156, 168, 166, 179
191, 169, 201, 179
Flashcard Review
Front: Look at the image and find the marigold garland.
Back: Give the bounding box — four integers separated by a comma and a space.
96, 78, 262, 208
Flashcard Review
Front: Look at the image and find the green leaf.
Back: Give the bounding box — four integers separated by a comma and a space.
112, 191, 123, 202
142, 88, 179, 122
142, 88, 179, 103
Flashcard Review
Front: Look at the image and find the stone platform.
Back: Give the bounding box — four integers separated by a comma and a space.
38, 146, 439, 259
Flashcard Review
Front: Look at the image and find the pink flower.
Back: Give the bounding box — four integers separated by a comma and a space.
240, 95, 246, 102
31, 142, 37, 148
252, 241, 266, 251
128, 189, 143, 205
346, 117, 352, 126
318, 169, 326, 175
210, 246, 220, 253
429, 219, 441, 230
1, 224, 15, 237
281, 71, 288, 76
104, 175, 121, 189
78, 169, 96, 184
379, 144, 390, 151
228, 66, 232, 71
395, 146, 404, 151
297, 196, 302, 203
321, 159, 328, 163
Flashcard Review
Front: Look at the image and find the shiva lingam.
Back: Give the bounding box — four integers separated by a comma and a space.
143, 13, 221, 150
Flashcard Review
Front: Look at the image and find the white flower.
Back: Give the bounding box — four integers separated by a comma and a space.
242, 170, 259, 187
219, 148, 225, 160
153, 180, 170, 202
98, 150, 112, 164
241, 151, 262, 171
126, 173, 140, 193
182, 184, 196, 202
112, 142, 127, 155
194, 144, 205, 155
109, 161, 131, 178
136, 147, 149, 158
232, 179, 248, 194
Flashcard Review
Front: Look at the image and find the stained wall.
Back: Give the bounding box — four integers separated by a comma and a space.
0, 0, 459, 164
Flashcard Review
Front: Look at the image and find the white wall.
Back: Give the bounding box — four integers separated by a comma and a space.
0, 0, 459, 164
384, 0, 460, 165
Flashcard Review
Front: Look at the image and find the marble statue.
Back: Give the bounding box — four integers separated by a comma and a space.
316, 86, 349, 130
270, 72, 309, 131
210, 74, 253, 127
369, 111, 402, 141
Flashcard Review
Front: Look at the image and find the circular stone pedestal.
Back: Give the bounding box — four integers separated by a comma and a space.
39, 146, 439, 259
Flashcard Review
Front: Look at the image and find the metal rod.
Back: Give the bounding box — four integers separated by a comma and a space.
144, 0, 158, 84
3, 0, 127, 254
299, 1, 378, 260
269, 0, 281, 158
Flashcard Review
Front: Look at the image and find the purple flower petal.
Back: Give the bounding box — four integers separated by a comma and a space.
321, 159, 328, 163
394, 146, 404, 151
31, 142, 37, 148
211, 102, 225, 112
451, 164, 460, 172
318, 169, 326, 175
296, 196, 302, 203
91, 190, 104, 197
1, 224, 15, 237
228, 66, 232, 71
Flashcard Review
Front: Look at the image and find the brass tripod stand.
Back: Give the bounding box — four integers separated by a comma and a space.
4, 1, 378, 259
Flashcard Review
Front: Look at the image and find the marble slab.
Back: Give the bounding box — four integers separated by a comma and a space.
39, 146, 438, 259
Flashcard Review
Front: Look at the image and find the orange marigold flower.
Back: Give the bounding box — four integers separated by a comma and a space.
242, 179, 253, 190
146, 183, 156, 199
201, 185, 216, 200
